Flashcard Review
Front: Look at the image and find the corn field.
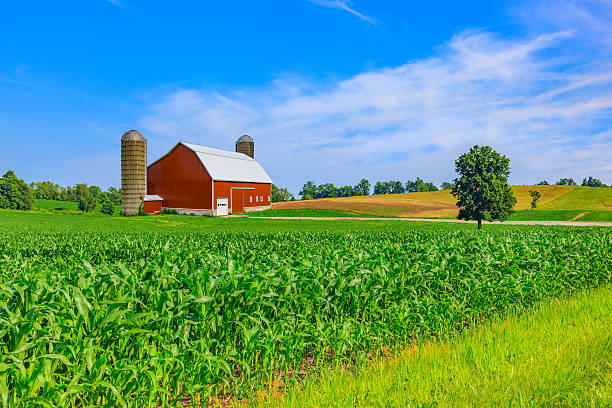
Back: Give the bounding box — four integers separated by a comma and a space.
0, 226, 610, 406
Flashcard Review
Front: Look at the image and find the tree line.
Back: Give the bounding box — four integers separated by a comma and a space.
537, 177, 610, 188
295, 178, 450, 200
0, 170, 121, 214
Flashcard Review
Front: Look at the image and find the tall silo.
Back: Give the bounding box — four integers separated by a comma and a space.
121, 130, 147, 216
235, 134, 254, 158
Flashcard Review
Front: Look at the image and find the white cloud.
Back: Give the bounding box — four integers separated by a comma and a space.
139, 3, 612, 192
307, 0, 376, 25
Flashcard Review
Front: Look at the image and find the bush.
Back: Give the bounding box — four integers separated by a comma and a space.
0, 170, 33, 210
100, 200, 115, 215
157, 208, 178, 215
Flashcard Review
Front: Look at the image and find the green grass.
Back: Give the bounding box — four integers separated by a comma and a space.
247, 208, 384, 218
33, 199, 79, 210
0, 211, 610, 406
33, 199, 121, 214
508, 209, 584, 221
580, 211, 612, 222
262, 286, 612, 408
541, 186, 612, 210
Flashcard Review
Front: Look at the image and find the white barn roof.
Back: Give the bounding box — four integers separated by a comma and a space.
180, 142, 272, 184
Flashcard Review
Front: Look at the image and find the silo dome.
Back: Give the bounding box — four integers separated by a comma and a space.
122, 130, 145, 142
235, 134, 255, 158
237, 135, 253, 143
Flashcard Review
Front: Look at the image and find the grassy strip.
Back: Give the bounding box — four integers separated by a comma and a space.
261, 286, 612, 408
247, 208, 385, 218
33, 199, 121, 214
508, 209, 584, 221
580, 211, 612, 222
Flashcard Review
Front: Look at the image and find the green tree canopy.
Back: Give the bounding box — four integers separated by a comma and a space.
353, 179, 371, 196
0, 170, 33, 210
581, 176, 608, 188
555, 178, 576, 186
405, 177, 438, 192
75, 184, 97, 212
451, 145, 516, 229
271, 184, 295, 202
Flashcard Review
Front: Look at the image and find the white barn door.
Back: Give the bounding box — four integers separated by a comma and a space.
216, 197, 228, 216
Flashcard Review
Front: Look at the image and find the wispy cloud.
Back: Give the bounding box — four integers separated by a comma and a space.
307, 0, 376, 25
139, 2, 612, 190
105, 0, 125, 8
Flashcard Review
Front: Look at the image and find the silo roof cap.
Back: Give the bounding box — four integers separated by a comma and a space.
236, 134, 253, 143
122, 130, 145, 142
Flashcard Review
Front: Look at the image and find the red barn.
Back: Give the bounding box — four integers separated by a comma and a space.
147, 140, 272, 215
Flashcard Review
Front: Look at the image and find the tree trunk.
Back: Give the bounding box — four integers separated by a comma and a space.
478, 219, 482, 230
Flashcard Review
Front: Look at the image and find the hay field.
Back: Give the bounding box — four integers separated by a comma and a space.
273, 186, 612, 218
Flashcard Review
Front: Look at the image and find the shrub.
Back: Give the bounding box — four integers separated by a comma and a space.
100, 200, 115, 215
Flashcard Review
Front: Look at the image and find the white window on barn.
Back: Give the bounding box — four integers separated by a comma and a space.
256, 196, 259, 202
268, 196, 270, 202
250, 196, 252, 203
260, 196, 263, 202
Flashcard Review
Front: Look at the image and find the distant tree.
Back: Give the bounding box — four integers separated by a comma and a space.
0, 170, 33, 210
529, 189, 541, 209
75, 184, 97, 212
353, 179, 371, 196
64, 186, 77, 202
299, 181, 317, 200
373, 181, 391, 195
105, 187, 121, 204
30, 181, 66, 200
317, 183, 338, 198
337, 185, 354, 197
100, 199, 115, 215
441, 182, 455, 190
452, 145, 517, 230
271, 184, 295, 202
406, 177, 438, 192
390, 180, 405, 194
582, 176, 607, 188
88, 185, 103, 203
537, 180, 549, 185
555, 178, 577, 186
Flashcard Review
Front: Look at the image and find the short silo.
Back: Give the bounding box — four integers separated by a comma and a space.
235, 134, 254, 158
121, 130, 147, 216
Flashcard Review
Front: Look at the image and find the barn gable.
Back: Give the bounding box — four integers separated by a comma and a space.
181, 142, 272, 184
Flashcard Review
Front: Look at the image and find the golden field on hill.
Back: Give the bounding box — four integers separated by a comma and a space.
273, 186, 612, 218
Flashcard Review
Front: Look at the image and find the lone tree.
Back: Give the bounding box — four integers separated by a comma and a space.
529, 189, 541, 209
451, 145, 516, 229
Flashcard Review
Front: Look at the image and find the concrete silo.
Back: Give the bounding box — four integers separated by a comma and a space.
235, 134, 254, 158
121, 130, 147, 216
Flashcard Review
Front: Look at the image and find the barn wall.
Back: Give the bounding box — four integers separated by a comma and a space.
147, 144, 212, 210
143, 200, 162, 214
213, 181, 271, 214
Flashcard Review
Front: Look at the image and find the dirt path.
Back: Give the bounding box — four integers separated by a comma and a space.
570, 212, 587, 221
234, 216, 612, 227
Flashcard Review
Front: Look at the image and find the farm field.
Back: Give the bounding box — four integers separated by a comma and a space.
272, 185, 612, 219
263, 285, 612, 408
0, 211, 610, 407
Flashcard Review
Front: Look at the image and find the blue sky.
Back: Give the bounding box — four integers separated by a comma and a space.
1, 0, 611, 193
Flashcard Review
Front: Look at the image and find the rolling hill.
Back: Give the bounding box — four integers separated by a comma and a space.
272, 186, 612, 219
